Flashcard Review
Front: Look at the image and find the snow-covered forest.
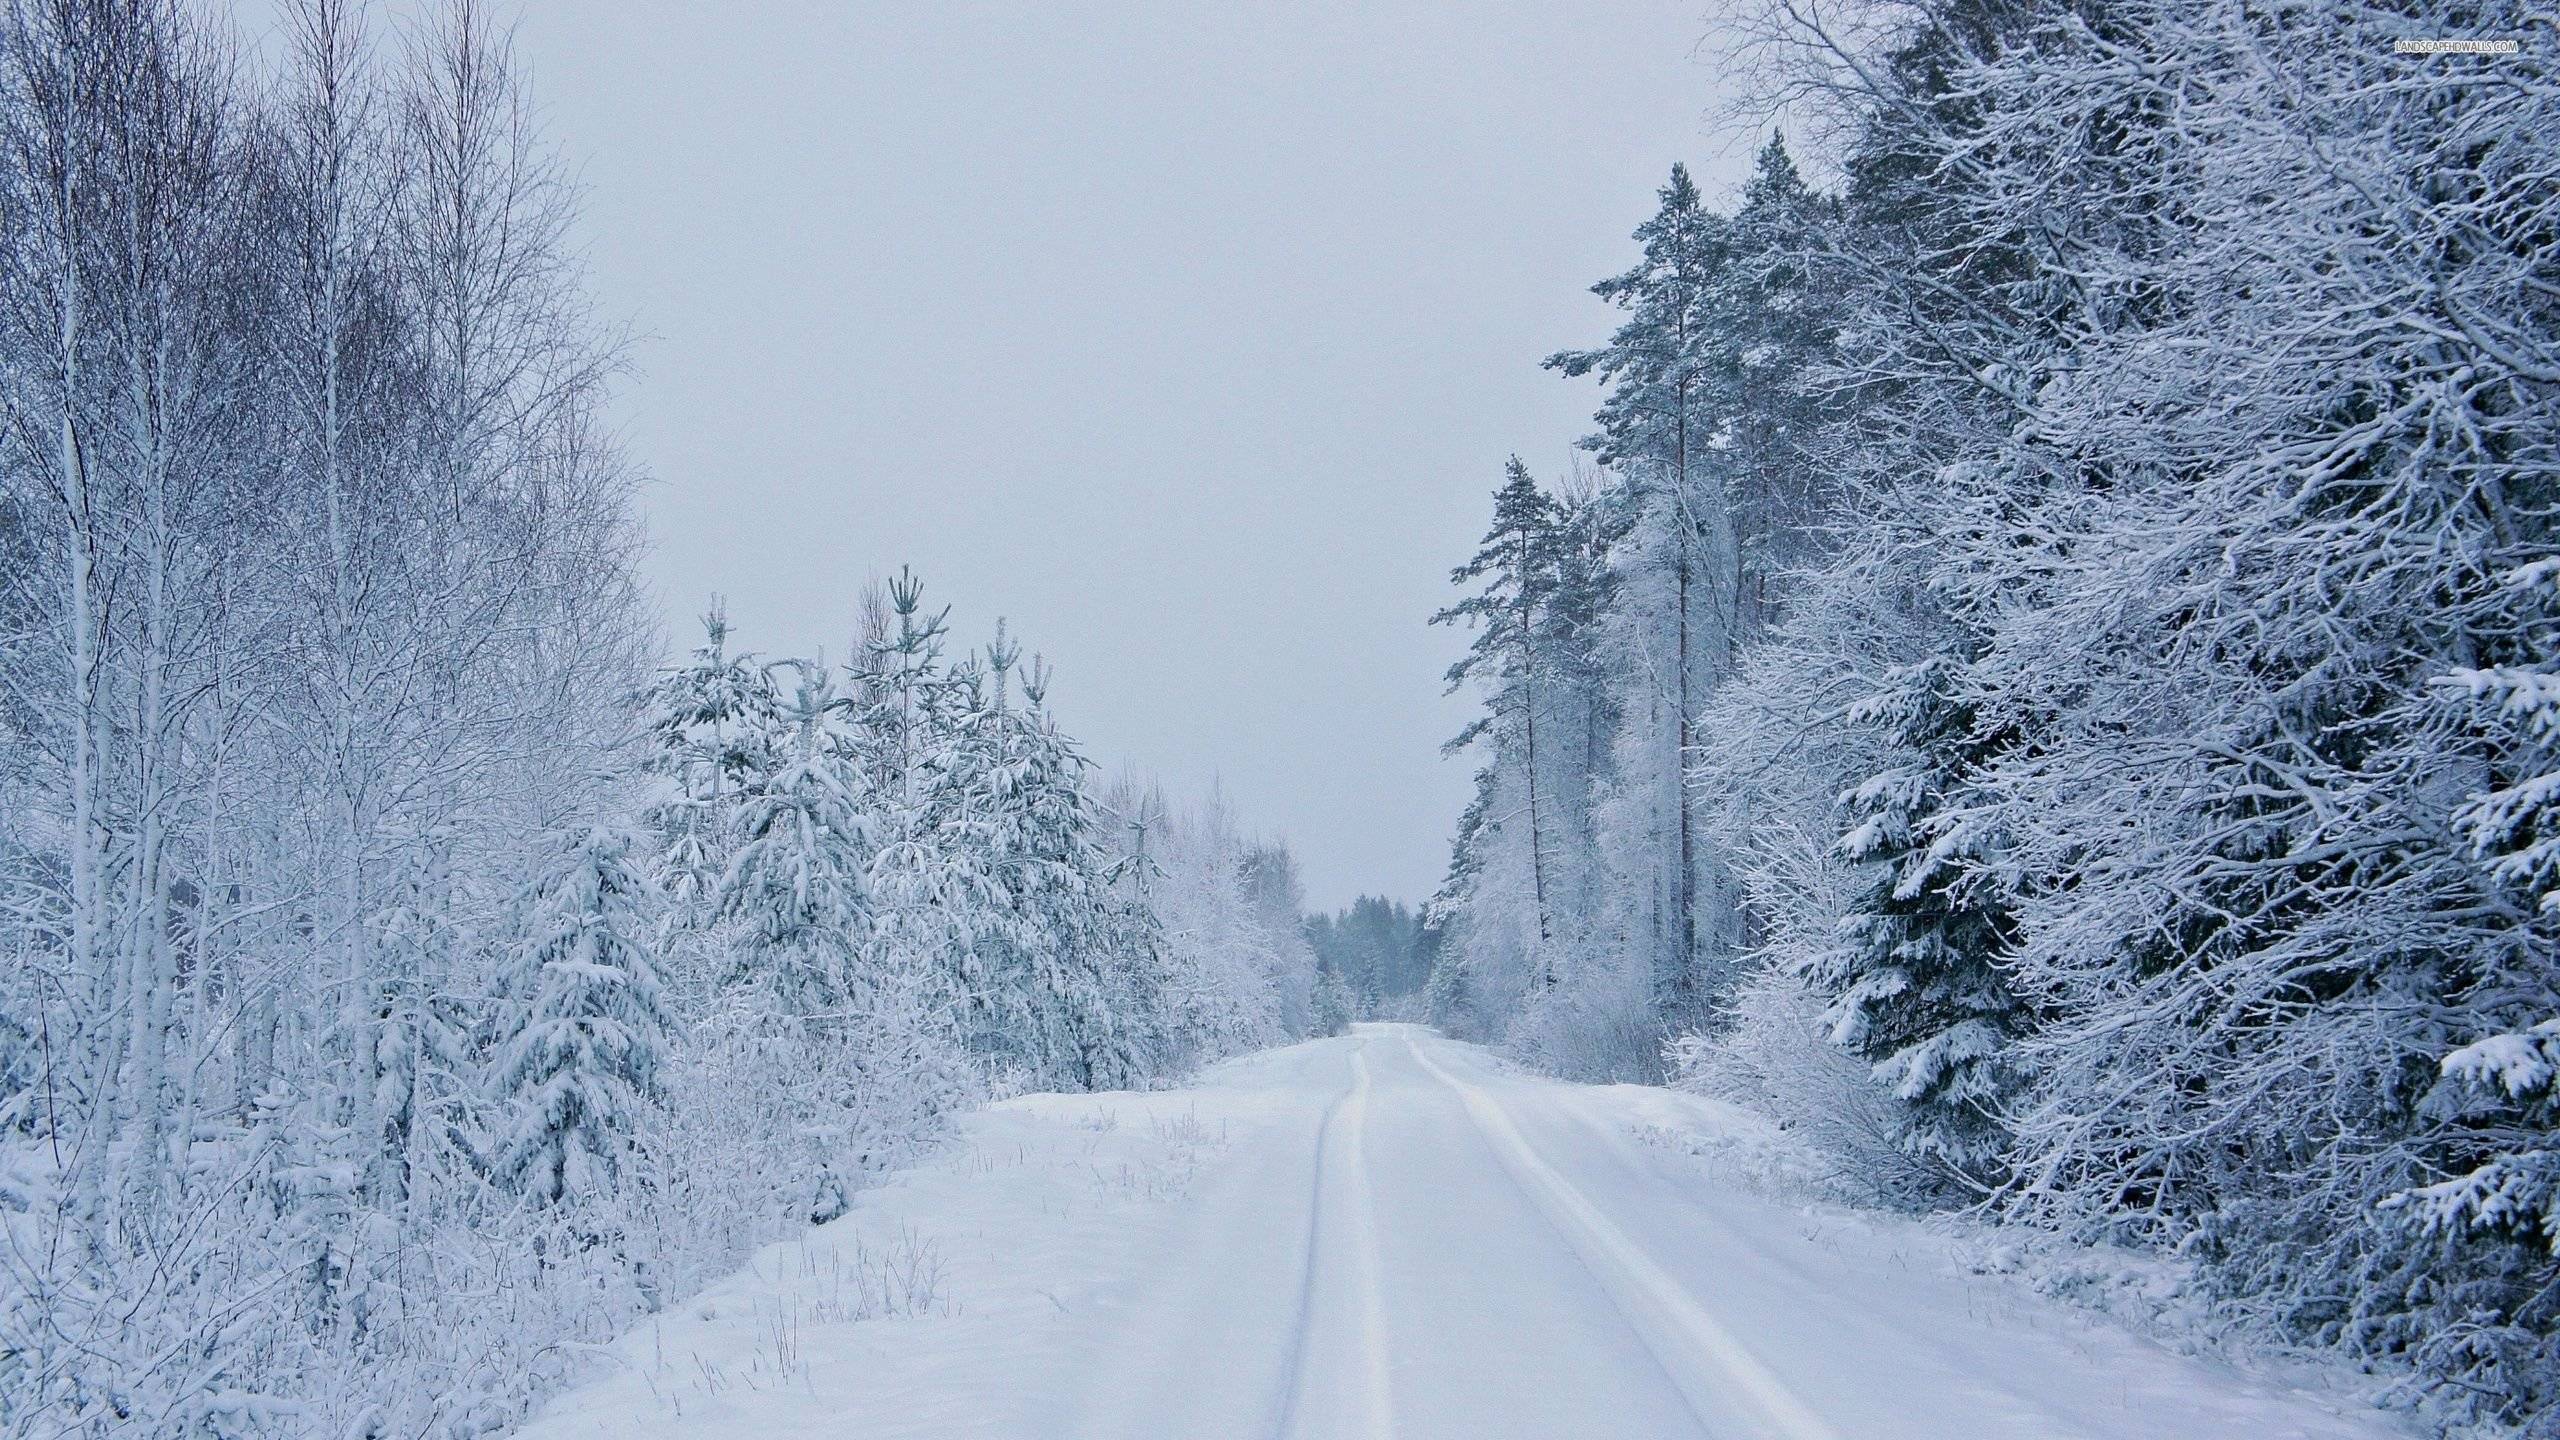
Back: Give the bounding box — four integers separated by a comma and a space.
0, 0, 2550, 1433
1425, 0, 2556, 1427
1305, 895, 1439, 1015
0, 1, 1326, 1430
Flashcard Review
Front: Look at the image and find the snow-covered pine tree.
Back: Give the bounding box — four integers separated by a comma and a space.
846, 571, 978, 1006
1242, 844, 1323, 1038
1541, 470, 1623, 952
1547, 165, 1728, 1028
779, 572, 986, 1165
643, 600, 782, 912
718, 658, 870, 1013
943, 633, 1163, 1090
850, 568, 956, 807
1436, 147, 1841, 1074
1434, 457, 1566, 959
490, 824, 675, 1213
1102, 781, 1302, 1069
1695, 133, 1839, 634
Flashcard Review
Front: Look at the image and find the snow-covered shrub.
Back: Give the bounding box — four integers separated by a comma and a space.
1669, 968, 1953, 1207
1506, 946, 1660, 1084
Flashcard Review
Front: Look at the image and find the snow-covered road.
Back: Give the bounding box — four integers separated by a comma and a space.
517, 1025, 2412, 1439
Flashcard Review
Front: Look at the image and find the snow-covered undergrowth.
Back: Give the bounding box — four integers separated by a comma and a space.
510, 1058, 1282, 1438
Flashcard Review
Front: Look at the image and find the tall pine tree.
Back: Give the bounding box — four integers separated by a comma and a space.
1548, 165, 1728, 1021
1434, 457, 1566, 954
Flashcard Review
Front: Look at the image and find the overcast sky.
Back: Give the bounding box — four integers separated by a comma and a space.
490, 0, 1749, 910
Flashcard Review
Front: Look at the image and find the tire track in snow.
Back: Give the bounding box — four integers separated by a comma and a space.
1534, 1093, 2111, 1440
1265, 1050, 1353, 1435
1404, 1034, 1844, 1440
1271, 1039, 1396, 1440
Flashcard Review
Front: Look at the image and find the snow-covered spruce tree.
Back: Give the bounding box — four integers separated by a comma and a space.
369, 841, 483, 1213
1681, 526, 1982, 1202
1304, 896, 1435, 1005
1813, 656, 2026, 1191
1424, 764, 1501, 1041
2388, 559, 2560, 1415
2394, 1016, 2560, 1419
1670, 0, 2112, 1197
1674, 0, 2077, 1201
1419, 943, 1475, 1038
490, 824, 674, 1215
1312, 959, 1358, 1038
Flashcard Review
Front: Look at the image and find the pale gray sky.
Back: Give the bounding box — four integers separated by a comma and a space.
506, 0, 1747, 910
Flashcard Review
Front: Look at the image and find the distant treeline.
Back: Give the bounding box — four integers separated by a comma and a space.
1304, 896, 1439, 1003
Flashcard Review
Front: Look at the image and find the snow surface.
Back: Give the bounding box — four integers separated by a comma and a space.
514, 1025, 2416, 1439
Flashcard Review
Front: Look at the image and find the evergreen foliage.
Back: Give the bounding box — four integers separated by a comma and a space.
492, 825, 675, 1211
1813, 658, 2025, 1188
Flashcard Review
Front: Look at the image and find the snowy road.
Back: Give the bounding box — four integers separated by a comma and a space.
518, 1025, 2412, 1440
